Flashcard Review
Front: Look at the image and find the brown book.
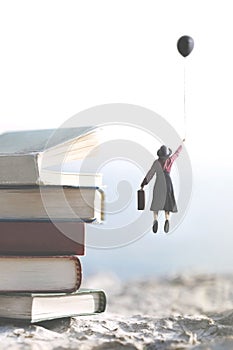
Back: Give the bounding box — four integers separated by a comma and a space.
0, 221, 85, 255
0, 255, 82, 293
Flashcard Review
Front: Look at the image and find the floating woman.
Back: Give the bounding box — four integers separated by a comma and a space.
141, 140, 185, 233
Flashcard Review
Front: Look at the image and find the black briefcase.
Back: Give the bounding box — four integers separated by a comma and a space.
137, 189, 145, 210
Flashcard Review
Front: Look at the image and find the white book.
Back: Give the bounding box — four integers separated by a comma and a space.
0, 186, 104, 222
0, 289, 106, 323
0, 127, 101, 185
39, 170, 103, 187
0, 256, 82, 293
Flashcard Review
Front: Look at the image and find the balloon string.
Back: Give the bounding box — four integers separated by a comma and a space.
184, 61, 187, 139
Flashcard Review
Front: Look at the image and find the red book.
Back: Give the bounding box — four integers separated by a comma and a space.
0, 221, 85, 255
0, 255, 82, 293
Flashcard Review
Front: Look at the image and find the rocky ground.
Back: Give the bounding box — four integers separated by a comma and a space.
0, 274, 233, 350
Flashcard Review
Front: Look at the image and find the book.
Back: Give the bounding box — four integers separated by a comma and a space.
0, 256, 82, 293
39, 171, 103, 187
0, 127, 101, 185
0, 289, 106, 323
0, 185, 104, 222
0, 221, 85, 255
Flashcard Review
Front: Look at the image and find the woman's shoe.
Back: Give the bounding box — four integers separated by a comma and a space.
164, 219, 170, 233
152, 220, 158, 233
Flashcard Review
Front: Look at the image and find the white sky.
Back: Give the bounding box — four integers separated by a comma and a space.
1, 1, 233, 276
1, 0, 232, 161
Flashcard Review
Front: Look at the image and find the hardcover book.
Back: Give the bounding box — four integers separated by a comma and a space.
0, 221, 85, 255
0, 185, 104, 222
0, 127, 101, 185
0, 256, 82, 293
39, 171, 103, 187
0, 289, 106, 323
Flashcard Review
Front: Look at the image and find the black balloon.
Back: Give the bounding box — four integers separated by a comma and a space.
177, 36, 194, 57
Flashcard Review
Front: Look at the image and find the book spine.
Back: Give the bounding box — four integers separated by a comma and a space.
96, 291, 107, 313
0, 154, 39, 185
73, 255, 82, 292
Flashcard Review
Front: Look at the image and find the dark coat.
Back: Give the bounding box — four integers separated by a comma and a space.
141, 145, 182, 212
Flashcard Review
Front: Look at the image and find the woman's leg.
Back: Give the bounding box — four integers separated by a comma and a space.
152, 211, 158, 233
164, 211, 170, 233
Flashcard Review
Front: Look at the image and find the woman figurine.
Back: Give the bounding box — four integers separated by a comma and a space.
141, 140, 184, 233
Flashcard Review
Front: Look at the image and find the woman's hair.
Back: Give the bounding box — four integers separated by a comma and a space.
157, 145, 172, 159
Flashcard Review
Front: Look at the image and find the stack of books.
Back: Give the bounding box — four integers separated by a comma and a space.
0, 127, 106, 323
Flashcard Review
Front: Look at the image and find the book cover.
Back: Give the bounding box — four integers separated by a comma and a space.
0, 221, 85, 255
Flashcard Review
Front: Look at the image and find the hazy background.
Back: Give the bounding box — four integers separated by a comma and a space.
0, 0, 233, 279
